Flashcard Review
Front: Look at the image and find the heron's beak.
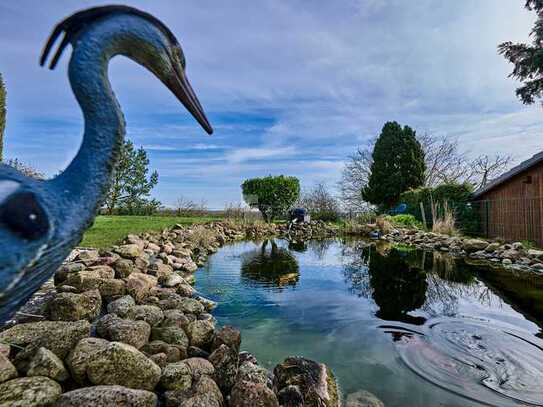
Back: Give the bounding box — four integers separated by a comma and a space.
167, 67, 213, 135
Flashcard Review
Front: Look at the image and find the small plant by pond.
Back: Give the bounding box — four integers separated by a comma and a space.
387, 214, 423, 229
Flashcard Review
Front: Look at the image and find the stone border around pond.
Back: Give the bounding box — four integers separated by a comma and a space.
380, 228, 543, 274
0, 221, 383, 407
283, 220, 543, 276
284, 219, 543, 275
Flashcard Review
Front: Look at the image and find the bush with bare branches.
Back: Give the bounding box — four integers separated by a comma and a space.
299, 182, 341, 222
340, 132, 514, 211
223, 203, 263, 223
174, 196, 208, 216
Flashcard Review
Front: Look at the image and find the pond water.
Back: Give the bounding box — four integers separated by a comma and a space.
194, 238, 543, 406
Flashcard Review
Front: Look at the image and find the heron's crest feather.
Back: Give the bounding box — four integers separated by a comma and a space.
40, 5, 179, 69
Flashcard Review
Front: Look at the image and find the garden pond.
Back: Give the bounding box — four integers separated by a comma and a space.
194, 238, 543, 406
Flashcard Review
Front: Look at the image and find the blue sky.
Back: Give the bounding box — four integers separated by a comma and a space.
0, 1, 540, 208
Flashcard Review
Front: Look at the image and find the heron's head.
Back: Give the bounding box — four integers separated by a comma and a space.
41, 5, 213, 134
0, 174, 54, 321
0, 6, 214, 323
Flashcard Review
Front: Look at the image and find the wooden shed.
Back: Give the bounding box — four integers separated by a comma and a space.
471, 152, 543, 247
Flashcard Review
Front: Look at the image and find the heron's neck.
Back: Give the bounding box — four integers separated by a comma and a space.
51, 31, 125, 225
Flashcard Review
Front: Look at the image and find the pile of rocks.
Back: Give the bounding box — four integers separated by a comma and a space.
0, 221, 363, 406
244, 222, 279, 240
383, 228, 543, 273
279, 221, 339, 241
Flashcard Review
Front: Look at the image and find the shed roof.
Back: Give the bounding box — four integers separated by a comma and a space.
472, 151, 543, 199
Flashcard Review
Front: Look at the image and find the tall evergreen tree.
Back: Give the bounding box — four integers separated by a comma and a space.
0, 73, 6, 161
499, 1, 543, 105
104, 139, 159, 214
362, 121, 425, 209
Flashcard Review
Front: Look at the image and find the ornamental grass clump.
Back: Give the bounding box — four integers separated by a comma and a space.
431, 200, 457, 236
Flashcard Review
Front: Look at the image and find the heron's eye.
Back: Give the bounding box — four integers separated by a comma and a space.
0, 192, 49, 241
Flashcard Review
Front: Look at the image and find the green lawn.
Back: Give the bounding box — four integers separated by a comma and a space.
80, 215, 221, 248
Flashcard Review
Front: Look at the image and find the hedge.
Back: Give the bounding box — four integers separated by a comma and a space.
398, 183, 480, 234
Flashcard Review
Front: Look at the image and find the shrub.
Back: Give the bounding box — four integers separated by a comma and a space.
186, 225, 217, 248
342, 220, 371, 235
355, 210, 378, 224
242, 175, 300, 222
399, 182, 478, 234
388, 214, 422, 229
298, 182, 341, 222
223, 203, 263, 223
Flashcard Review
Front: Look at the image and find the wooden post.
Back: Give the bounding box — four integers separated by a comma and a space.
420, 201, 427, 230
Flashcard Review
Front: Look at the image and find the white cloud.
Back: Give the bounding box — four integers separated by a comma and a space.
225, 146, 297, 164
145, 143, 223, 152
0, 0, 540, 207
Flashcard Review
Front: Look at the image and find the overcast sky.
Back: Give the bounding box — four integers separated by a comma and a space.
0, 1, 540, 208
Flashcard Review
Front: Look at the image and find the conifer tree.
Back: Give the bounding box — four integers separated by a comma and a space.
499, 1, 543, 105
362, 121, 425, 209
104, 139, 160, 214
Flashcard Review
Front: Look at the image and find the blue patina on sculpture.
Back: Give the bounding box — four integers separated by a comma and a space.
0, 6, 213, 323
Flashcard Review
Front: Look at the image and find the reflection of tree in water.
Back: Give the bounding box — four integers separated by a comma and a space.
288, 240, 307, 253
341, 244, 427, 324
404, 250, 497, 317
424, 266, 496, 317
287, 238, 334, 260
368, 247, 428, 325
341, 241, 496, 324
240, 240, 300, 289
341, 241, 373, 298
307, 239, 334, 260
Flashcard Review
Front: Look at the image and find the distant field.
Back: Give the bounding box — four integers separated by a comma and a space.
80, 215, 221, 248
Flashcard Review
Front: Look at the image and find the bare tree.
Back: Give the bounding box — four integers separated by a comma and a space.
175, 195, 197, 216
339, 134, 468, 211
418, 133, 469, 186
300, 182, 341, 221
340, 132, 514, 210
468, 154, 513, 190
339, 145, 373, 212
197, 199, 208, 213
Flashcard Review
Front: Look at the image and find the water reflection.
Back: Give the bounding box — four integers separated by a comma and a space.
339, 243, 543, 406
306, 239, 335, 260
367, 247, 428, 325
340, 242, 499, 323
240, 239, 300, 288
197, 238, 543, 406
340, 242, 543, 405
288, 239, 307, 252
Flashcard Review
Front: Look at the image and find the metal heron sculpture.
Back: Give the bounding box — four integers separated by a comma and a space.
0, 6, 213, 323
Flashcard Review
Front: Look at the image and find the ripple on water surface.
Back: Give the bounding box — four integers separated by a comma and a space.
389, 318, 543, 406
195, 239, 543, 406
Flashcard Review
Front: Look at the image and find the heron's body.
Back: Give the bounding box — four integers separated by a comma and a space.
0, 6, 212, 323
